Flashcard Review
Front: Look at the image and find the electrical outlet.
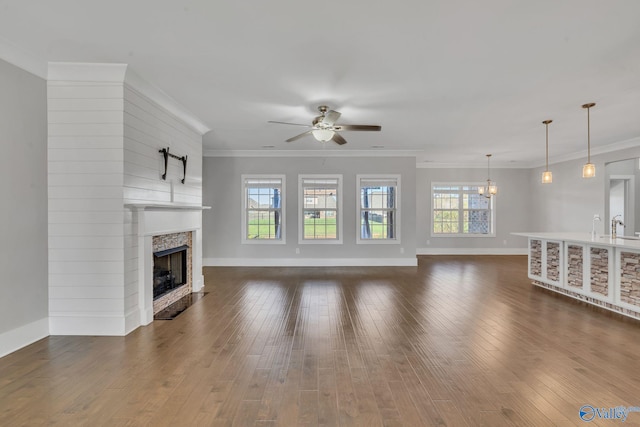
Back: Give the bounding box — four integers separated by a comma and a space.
295, 248, 300, 254
503, 239, 507, 245
400, 247, 405, 254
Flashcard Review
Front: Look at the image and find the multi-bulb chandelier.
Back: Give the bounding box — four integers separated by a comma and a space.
478, 154, 497, 198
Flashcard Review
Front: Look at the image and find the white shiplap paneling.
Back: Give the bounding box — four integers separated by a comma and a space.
122, 82, 203, 332
48, 161, 123, 175
49, 136, 124, 150
48, 78, 127, 335
49, 273, 124, 287
48, 235, 124, 249
48, 97, 124, 112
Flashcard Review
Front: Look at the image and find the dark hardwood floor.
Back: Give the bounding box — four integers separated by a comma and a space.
2, 255, 640, 426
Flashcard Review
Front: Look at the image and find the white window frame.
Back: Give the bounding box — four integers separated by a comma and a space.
241, 174, 286, 244
298, 174, 343, 244
356, 174, 401, 244
430, 182, 496, 238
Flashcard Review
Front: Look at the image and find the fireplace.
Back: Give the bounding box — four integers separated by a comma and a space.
152, 231, 193, 315
153, 245, 188, 299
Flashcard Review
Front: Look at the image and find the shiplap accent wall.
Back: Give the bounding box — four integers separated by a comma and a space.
123, 86, 203, 205
48, 62, 206, 336
48, 68, 127, 335
123, 84, 204, 330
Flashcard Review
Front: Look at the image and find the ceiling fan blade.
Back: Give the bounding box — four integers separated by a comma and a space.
286, 130, 312, 142
322, 110, 341, 126
268, 121, 312, 127
334, 124, 381, 131
332, 133, 347, 145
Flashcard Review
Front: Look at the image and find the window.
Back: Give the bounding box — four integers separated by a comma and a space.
299, 175, 342, 244
242, 175, 285, 243
357, 175, 400, 243
431, 183, 494, 236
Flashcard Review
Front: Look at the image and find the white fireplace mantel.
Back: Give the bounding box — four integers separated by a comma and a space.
128, 205, 206, 329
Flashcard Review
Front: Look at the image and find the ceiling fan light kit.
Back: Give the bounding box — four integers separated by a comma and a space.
311, 129, 335, 142
268, 105, 381, 145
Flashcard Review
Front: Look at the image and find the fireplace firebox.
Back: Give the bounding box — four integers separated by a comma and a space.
153, 245, 189, 299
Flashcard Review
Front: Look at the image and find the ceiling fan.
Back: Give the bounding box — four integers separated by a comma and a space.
268, 105, 382, 145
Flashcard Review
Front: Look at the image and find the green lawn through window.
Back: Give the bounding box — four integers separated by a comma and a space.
247, 218, 339, 239
303, 217, 337, 239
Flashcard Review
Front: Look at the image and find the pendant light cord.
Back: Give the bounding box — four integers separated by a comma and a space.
487, 154, 491, 181
545, 123, 549, 170
587, 106, 591, 163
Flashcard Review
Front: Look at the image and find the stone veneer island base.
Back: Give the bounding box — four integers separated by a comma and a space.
514, 232, 640, 321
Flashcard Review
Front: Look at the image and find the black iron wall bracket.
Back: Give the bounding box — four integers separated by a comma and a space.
159, 147, 188, 184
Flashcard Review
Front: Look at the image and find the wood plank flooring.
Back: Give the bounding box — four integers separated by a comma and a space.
2, 255, 640, 426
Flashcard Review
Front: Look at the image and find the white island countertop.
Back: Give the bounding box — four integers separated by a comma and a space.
512, 232, 640, 250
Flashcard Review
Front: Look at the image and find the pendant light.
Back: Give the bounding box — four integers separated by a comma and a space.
542, 120, 553, 184
582, 102, 596, 178
478, 154, 497, 198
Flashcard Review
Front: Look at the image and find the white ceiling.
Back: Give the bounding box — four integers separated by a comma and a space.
2, 0, 640, 166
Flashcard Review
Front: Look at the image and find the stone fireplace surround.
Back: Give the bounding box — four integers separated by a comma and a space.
152, 231, 192, 315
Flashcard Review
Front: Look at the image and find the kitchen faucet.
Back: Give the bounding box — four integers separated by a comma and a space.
592, 214, 601, 239
611, 215, 624, 239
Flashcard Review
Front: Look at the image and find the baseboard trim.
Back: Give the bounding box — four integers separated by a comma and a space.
0, 318, 50, 358
49, 315, 126, 336
416, 248, 528, 255
124, 308, 140, 335
193, 274, 205, 292
203, 257, 418, 267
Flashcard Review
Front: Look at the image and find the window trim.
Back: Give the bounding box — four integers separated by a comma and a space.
241, 174, 286, 244
356, 174, 401, 244
298, 174, 343, 245
430, 182, 496, 238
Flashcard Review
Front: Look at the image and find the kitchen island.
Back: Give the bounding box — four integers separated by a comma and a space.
513, 232, 640, 320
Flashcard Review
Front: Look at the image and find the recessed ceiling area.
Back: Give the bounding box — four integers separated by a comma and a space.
1, 0, 640, 166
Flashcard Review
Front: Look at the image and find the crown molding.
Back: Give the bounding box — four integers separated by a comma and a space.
417, 137, 640, 169
203, 149, 421, 158
526, 136, 640, 169
416, 161, 526, 169
0, 35, 47, 78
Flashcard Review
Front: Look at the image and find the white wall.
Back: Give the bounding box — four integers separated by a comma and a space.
529, 146, 640, 235
0, 59, 49, 356
416, 167, 531, 254
202, 156, 417, 266
604, 157, 638, 236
